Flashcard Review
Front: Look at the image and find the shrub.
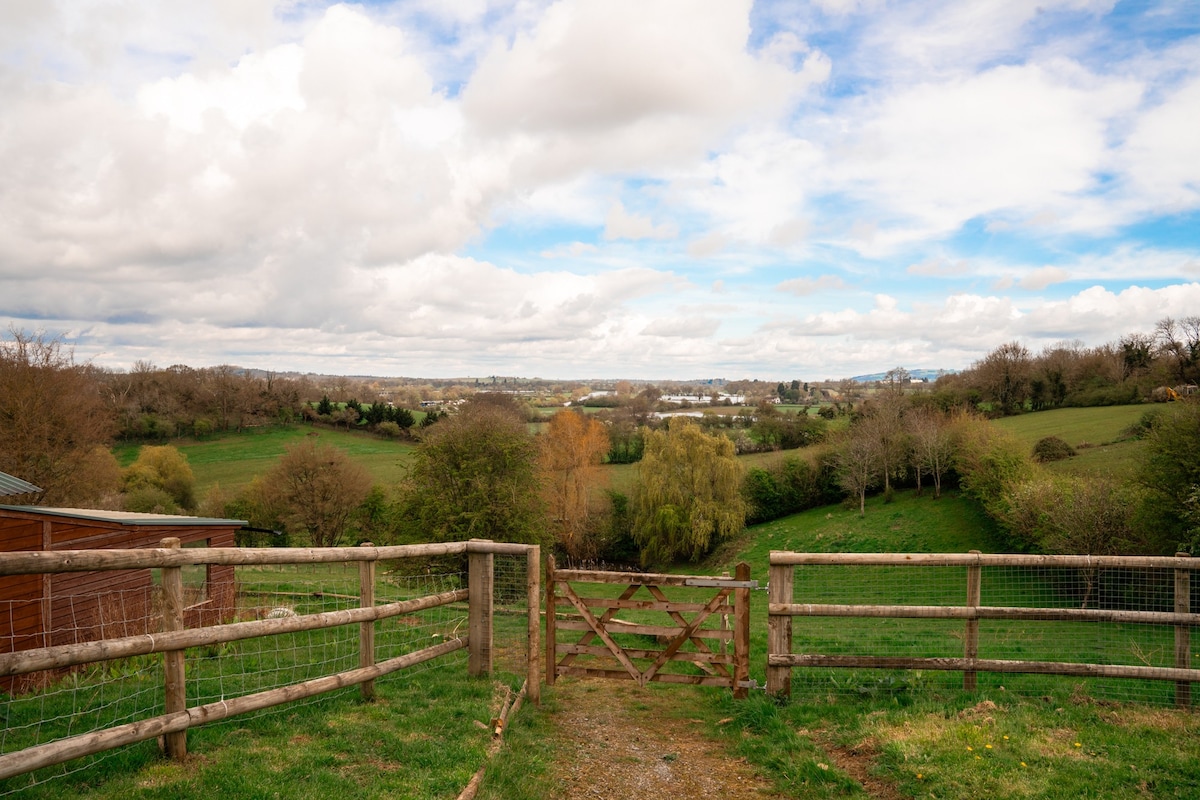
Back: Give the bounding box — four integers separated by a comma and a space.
376, 421, 402, 439
1032, 435, 1076, 463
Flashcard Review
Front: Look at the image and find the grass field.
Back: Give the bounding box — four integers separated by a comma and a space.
991, 404, 1151, 479
116, 426, 416, 495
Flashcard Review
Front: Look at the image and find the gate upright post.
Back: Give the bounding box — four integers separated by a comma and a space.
964, 550, 982, 692
766, 560, 793, 697
359, 542, 376, 701
527, 545, 541, 705
160, 537, 187, 759
545, 555, 557, 687
468, 540, 494, 677
733, 562, 750, 699
1176, 552, 1191, 708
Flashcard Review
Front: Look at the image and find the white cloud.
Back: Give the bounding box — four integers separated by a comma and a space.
907, 257, 970, 277
776, 274, 847, 296
1017, 266, 1072, 290
602, 203, 677, 241
834, 62, 1142, 241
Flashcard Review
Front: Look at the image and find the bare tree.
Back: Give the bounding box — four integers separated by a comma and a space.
834, 428, 881, 517
907, 408, 954, 498
0, 329, 116, 504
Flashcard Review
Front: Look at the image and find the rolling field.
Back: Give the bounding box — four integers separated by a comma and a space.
991, 404, 1150, 479
116, 426, 416, 495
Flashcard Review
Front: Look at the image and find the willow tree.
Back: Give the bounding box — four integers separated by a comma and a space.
539, 410, 609, 560
631, 418, 745, 565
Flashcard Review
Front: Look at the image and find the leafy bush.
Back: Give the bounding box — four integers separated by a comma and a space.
1032, 435, 1076, 462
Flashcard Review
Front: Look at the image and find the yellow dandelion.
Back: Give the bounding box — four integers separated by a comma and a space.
1074, 742, 1082, 748
1003, 735, 1009, 740
976, 755, 982, 760
1021, 762, 1027, 768
966, 746, 973, 751
917, 773, 924, 780
985, 744, 993, 749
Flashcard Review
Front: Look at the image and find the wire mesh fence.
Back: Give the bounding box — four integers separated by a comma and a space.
0, 542, 538, 796
771, 554, 1198, 707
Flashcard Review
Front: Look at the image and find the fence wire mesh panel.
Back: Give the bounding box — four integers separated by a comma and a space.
776, 557, 1197, 706
492, 553, 532, 682
1, 586, 166, 793
0, 541, 537, 797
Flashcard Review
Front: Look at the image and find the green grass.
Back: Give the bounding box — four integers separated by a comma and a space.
116, 426, 415, 495
991, 405, 1151, 480
990, 405, 1147, 448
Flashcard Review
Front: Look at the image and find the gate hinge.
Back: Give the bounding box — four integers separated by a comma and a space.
684, 578, 759, 589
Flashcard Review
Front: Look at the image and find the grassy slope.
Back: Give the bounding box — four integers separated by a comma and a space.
991, 404, 1150, 479
116, 426, 416, 495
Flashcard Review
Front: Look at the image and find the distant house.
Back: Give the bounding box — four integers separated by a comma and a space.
0, 505, 245, 693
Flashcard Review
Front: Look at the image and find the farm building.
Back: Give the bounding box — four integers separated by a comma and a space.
0, 504, 246, 693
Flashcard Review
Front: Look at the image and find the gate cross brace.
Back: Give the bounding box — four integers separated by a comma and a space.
555, 584, 640, 672
560, 583, 643, 682
644, 585, 729, 678
641, 589, 731, 684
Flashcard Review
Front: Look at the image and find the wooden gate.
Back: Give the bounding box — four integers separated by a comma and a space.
545, 558, 754, 698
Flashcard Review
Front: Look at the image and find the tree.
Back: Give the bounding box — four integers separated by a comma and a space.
907, 408, 954, 498
398, 395, 545, 544
833, 428, 880, 517
122, 445, 198, 511
1138, 401, 1200, 551
858, 396, 908, 500
631, 418, 745, 565
262, 439, 373, 547
539, 410, 609, 560
0, 329, 116, 505
973, 341, 1032, 414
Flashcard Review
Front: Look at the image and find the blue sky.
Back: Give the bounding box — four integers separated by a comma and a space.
1, 0, 1197, 380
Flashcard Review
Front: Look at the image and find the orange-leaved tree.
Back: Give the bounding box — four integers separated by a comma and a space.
538, 410, 609, 560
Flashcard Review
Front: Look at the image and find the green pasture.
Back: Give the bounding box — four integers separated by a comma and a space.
116, 426, 416, 495
990, 405, 1147, 447
991, 404, 1150, 479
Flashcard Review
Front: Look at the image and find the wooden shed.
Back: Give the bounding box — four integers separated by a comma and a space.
0, 505, 246, 693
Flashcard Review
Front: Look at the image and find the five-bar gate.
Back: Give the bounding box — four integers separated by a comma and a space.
545, 557, 753, 698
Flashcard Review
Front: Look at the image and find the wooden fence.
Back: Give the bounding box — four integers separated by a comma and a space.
0, 538, 540, 781
767, 551, 1200, 707
546, 558, 753, 697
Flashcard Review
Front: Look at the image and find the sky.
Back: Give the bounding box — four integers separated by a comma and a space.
1, 0, 1198, 381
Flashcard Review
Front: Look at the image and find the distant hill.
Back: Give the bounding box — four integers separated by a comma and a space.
850, 369, 955, 383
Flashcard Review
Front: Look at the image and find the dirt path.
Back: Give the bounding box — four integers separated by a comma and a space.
544, 679, 785, 800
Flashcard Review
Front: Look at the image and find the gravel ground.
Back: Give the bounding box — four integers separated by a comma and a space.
545, 679, 785, 800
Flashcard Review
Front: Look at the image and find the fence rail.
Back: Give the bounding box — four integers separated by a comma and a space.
0, 538, 539, 783
767, 550, 1199, 706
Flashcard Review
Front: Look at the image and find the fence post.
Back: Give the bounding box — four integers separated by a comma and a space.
766, 561, 793, 697
160, 537, 187, 759
1176, 552, 1191, 708
526, 545, 541, 706
468, 540, 494, 677
545, 555, 557, 687
733, 562, 750, 699
964, 550, 981, 692
359, 542, 376, 701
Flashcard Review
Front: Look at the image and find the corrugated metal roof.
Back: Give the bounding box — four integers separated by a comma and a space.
0, 506, 247, 527
0, 472, 41, 497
